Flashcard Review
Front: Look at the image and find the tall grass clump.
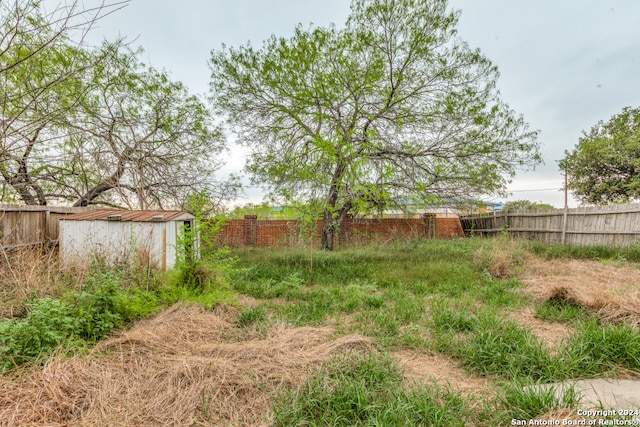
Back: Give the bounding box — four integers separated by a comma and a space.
430, 301, 557, 382
498, 381, 579, 421
273, 353, 468, 426
0, 247, 91, 317
557, 320, 640, 377
473, 233, 528, 279
526, 241, 640, 262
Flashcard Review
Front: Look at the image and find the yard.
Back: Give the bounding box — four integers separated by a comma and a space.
1, 237, 640, 426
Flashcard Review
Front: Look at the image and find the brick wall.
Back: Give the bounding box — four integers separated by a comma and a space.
215, 214, 464, 248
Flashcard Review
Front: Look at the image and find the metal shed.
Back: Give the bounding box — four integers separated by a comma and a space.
59, 209, 196, 270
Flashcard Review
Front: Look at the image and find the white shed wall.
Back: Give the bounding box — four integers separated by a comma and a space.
59, 220, 184, 269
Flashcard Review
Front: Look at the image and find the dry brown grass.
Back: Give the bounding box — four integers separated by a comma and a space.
0, 247, 90, 318
0, 303, 373, 427
522, 257, 640, 327
392, 349, 496, 401
473, 236, 529, 279
505, 308, 574, 353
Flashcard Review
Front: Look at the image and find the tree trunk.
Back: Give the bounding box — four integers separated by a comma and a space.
321, 208, 336, 251
321, 200, 353, 251
321, 160, 349, 250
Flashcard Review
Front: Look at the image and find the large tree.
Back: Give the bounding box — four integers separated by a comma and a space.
1, 1, 232, 209
560, 106, 640, 205
54, 43, 227, 209
0, 0, 128, 204
210, 0, 541, 250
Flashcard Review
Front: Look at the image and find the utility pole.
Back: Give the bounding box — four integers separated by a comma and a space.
562, 166, 568, 244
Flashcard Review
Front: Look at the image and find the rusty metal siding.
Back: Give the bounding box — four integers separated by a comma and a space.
61, 209, 193, 222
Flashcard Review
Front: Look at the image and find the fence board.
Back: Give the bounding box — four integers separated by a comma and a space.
461, 203, 640, 246
0, 205, 93, 249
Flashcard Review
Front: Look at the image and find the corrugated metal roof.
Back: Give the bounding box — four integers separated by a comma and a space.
60, 209, 194, 222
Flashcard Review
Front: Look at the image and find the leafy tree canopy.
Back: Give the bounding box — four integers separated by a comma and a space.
560, 106, 640, 205
502, 200, 554, 211
1, 1, 235, 209
210, 0, 541, 249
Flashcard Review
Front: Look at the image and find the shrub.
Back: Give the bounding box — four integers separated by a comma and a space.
71, 274, 124, 342
0, 298, 79, 370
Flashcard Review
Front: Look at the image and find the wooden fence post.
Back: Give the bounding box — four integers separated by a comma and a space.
561, 206, 568, 244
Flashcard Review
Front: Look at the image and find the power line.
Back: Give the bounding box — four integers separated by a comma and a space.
509, 187, 563, 192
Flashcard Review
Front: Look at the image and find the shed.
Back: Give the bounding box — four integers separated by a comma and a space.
59, 209, 196, 270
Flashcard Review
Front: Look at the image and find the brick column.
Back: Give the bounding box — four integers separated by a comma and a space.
243, 215, 258, 246
338, 214, 353, 247
422, 213, 436, 239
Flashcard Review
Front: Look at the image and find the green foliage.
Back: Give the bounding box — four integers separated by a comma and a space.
502, 200, 555, 211
1, 0, 230, 208
273, 353, 468, 426
500, 381, 578, 421
70, 273, 124, 341
560, 106, 640, 204
0, 298, 79, 370
557, 320, 640, 377
0, 250, 238, 371
526, 240, 640, 262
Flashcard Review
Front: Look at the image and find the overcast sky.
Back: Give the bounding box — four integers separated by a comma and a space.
83, 0, 640, 208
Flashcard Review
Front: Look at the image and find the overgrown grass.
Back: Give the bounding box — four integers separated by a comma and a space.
230, 238, 640, 425
498, 381, 579, 421
526, 240, 640, 262
557, 320, 640, 377
273, 353, 469, 426
0, 253, 236, 372
430, 301, 558, 382
7, 234, 640, 425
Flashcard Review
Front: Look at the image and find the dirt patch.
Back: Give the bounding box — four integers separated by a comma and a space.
505, 308, 574, 352
392, 349, 496, 402
522, 257, 640, 327
0, 303, 373, 427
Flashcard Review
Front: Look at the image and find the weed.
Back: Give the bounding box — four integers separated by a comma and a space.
273, 353, 468, 426
499, 380, 579, 421
535, 299, 586, 323
0, 297, 80, 370
557, 320, 640, 377
236, 307, 267, 326
473, 234, 528, 279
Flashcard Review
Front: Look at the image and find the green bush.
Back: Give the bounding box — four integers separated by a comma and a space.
0, 298, 79, 370
71, 273, 124, 341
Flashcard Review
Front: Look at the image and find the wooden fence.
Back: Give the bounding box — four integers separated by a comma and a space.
0, 204, 92, 250
460, 203, 640, 246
